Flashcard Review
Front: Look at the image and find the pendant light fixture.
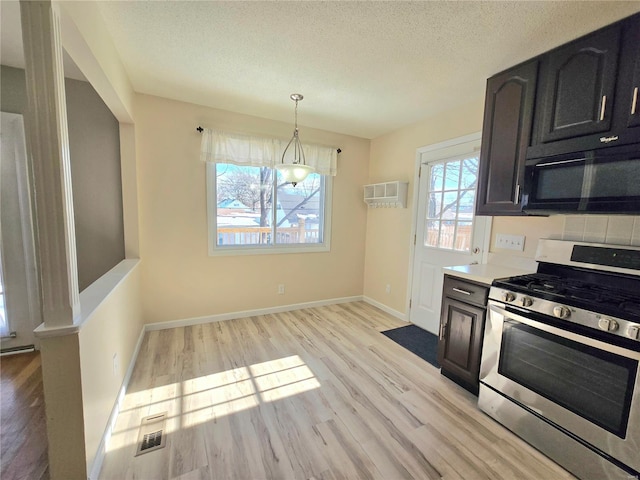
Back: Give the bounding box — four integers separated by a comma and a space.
276, 93, 314, 186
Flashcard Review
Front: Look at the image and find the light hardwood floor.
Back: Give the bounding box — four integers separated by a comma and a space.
99, 301, 575, 480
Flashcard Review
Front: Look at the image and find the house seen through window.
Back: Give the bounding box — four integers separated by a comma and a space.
208, 163, 330, 254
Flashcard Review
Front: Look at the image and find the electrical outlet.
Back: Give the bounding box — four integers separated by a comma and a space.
385, 284, 391, 294
495, 234, 526, 251
278, 284, 285, 294
112, 353, 119, 376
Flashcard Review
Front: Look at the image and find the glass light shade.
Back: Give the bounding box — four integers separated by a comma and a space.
276, 163, 314, 185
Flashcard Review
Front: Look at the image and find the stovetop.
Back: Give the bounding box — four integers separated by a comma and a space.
489, 240, 640, 343
493, 272, 640, 320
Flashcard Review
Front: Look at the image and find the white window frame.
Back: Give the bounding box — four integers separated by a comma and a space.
206, 162, 332, 256
423, 152, 479, 252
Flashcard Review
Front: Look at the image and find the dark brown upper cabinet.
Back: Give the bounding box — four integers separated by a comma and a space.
477, 13, 640, 217
626, 15, 640, 128
476, 61, 537, 216
527, 13, 640, 158
536, 24, 621, 143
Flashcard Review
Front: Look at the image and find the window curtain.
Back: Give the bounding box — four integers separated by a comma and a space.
200, 128, 338, 176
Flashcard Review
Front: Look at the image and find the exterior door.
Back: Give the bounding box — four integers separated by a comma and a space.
409, 134, 489, 334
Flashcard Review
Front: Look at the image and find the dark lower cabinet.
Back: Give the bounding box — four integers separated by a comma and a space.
437, 275, 488, 395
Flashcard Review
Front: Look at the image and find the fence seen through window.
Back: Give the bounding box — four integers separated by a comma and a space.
215, 164, 324, 247
425, 156, 478, 252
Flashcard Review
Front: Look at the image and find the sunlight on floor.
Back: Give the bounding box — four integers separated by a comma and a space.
108, 355, 320, 452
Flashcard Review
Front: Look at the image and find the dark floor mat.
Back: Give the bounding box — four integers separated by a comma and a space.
382, 324, 440, 368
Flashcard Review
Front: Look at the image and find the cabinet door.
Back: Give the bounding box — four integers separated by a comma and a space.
627, 17, 640, 128
476, 60, 537, 216
537, 24, 621, 143
437, 297, 485, 394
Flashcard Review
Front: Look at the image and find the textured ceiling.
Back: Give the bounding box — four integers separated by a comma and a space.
0, 0, 86, 81
4, 1, 640, 139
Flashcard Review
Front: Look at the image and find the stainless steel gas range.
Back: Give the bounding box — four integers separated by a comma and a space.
479, 239, 640, 480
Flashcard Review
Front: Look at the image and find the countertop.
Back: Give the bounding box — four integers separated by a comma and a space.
443, 263, 534, 286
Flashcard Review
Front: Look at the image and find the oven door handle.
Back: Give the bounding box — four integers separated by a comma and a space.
488, 302, 640, 361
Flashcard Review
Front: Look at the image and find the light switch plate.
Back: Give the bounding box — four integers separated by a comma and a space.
496, 234, 525, 251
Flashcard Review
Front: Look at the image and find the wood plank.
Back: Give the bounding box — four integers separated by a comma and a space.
0, 352, 49, 480
98, 301, 575, 480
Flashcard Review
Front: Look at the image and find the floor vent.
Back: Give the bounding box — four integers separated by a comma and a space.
135, 412, 167, 456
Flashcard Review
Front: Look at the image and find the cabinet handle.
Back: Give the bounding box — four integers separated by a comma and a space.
632, 87, 638, 115
600, 95, 607, 121
452, 287, 472, 295
439, 322, 446, 340
514, 184, 521, 204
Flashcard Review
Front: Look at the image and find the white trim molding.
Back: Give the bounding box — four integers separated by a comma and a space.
20, 0, 80, 328
362, 296, 408, 322
145, 296, 362, 331
34, 260, 140, 339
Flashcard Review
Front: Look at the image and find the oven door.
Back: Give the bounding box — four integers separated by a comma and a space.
480, 301, 640, 472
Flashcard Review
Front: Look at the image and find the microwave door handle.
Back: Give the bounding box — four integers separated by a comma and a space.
536, 157, 586, 167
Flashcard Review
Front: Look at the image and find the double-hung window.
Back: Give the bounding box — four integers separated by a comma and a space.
202, 129, 336, 255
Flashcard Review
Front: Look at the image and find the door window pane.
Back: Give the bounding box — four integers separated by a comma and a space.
445, 162, 460, 189
439, 223, 455, 249
425, 220, 440, 247
455, 221, 472, 251
425, 155, 479, 251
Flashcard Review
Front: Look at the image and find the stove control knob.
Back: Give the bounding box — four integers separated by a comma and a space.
553, 306, 571, 319
598, 317, 619, 332
626, 325, 640, 340
519, 296, 533, 307
502, 292, 516, 303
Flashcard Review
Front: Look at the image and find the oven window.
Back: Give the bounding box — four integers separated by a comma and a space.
498, 320, 637, 438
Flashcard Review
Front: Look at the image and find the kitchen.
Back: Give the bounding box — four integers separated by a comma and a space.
430, 11, 640, 480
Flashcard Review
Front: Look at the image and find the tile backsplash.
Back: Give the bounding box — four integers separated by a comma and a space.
561, 215, 640, 246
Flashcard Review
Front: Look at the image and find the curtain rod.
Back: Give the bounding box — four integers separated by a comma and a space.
196, 126, 342, 154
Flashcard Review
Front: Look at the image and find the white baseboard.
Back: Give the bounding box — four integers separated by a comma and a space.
144, 296, 363, 331
88, 326, 146, 480
362, 296, 408, 322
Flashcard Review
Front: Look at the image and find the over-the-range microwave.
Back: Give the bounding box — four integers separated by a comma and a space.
522, 143, 640, 214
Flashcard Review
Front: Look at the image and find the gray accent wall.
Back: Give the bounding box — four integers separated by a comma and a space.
1, 65, 125, 291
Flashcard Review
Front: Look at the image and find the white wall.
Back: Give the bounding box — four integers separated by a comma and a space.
78, 262, 144, 476
364, 98, 486, 313
135, 94, 371, 324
